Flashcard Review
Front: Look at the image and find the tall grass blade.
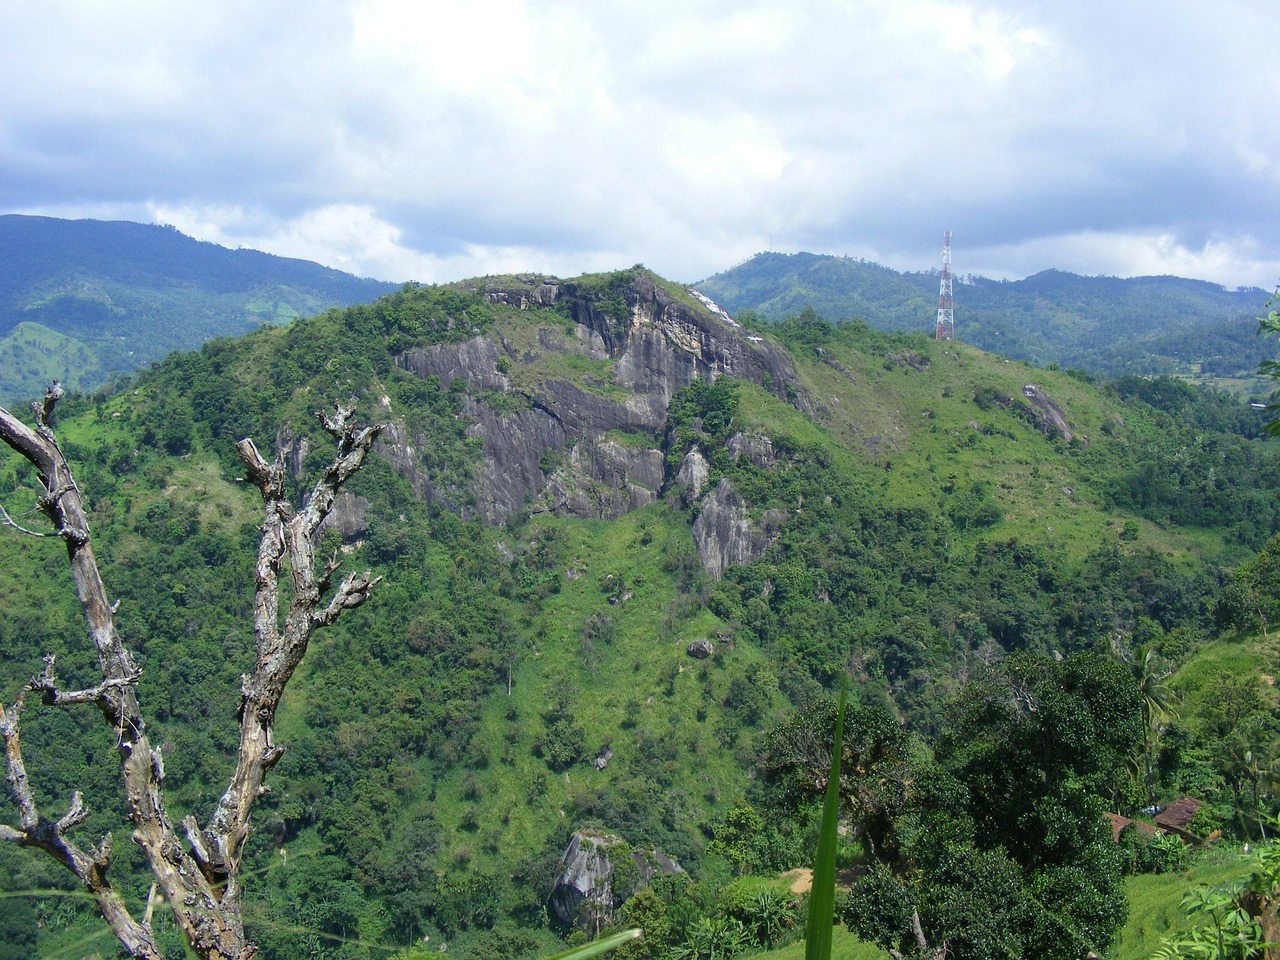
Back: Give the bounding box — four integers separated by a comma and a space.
547, 928, 642, 960
805, 678, 847, 960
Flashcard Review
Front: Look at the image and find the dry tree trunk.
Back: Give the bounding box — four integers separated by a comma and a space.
0, 385, 382, 960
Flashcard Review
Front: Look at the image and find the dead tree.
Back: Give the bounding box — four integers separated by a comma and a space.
0, 384, 383, 960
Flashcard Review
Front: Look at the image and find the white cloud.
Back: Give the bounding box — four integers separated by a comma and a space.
963, 231, 1279, 291
2, 0, 1279, 288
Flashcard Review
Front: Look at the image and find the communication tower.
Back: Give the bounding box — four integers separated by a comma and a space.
935, 230, 954, 341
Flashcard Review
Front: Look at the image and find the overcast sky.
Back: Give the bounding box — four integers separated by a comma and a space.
3, 0, 1278, 291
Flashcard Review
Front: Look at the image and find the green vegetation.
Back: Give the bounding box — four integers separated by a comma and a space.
0, 321, 102, 396
1114, 847, 1255, 960
697, 252, 1273, 389
0, 215, 398, 402
3, 268, 1280, 958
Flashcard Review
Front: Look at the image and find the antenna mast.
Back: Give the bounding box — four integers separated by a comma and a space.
935, 230, 954, 341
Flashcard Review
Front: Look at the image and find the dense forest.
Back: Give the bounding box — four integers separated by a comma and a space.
2, 269, 1280, 959
0, 215, 398, 402
696, 252, 1272, 387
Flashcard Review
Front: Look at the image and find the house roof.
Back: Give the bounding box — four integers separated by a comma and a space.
1103, 811, 1156, 842
1104, 797, 1202, 844
1155, 798, 1201, 834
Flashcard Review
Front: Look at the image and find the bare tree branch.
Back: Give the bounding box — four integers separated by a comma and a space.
0, 500, 53, 537
0, 387, 385, 960
1, 695, 159, 956
29, 654, 144, 710
193, 403, 384, 893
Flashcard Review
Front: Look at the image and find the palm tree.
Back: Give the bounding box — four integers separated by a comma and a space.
1116, 638, 1179, 806
1224, 730, 1280, 840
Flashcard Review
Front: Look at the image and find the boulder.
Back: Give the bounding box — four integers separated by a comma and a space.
549, 830, 682, 932
686, 638, 714, 659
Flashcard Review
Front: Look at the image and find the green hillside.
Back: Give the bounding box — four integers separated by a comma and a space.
1, 269, 1279, 959
0, 215, 400, 402
696, 252, 1273, 386
0, 320, 102, 394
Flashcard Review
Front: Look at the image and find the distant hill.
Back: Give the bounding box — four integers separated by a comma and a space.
0, 215, 400, 401
695, 251, 1274, 384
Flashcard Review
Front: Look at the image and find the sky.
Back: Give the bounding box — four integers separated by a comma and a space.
2, 0, 1279, 291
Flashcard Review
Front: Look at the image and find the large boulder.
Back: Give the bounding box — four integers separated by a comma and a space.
548, 830, 682, 932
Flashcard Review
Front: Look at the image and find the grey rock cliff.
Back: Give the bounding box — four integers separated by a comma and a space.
549, 831, 622, 930
1021, 384, 1075, 442
693, 479, 786, 579
386, 269, 806, 528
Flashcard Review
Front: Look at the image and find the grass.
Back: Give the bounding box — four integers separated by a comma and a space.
782, 332, 1239, 566
164, 457, 260, 535
488, 306, 631, 402
0, 320, 102, 401
1112, 845, 1256, 960
424, 506, 751, 873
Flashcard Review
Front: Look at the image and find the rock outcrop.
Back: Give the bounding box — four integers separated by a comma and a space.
544, 439, 666, 520
1021, 384, 1074, 442
686, 638, 714, 659
692, 479, 786, 579
674, 447, 711, 500
387, 268, 806, 528
549, 829, 682, 932
727, 432, 777, 468
322, 492, 371, 545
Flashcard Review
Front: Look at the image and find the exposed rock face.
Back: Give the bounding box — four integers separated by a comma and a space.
686, 638, 714, 659
322, 492, 371, 544
478, 277, 562, 310
549, 830, 682, 932
544, 439, 665, 520
374, 420, 436, 501
693, 479, 786, 579
1021, 384, 1074, 442
674, 447, 711, 500
388, 270, 806, 527
398, 338, 509, 393
727, 432, 777, 468
273, 431, 373, 543
463, 397, 566, 524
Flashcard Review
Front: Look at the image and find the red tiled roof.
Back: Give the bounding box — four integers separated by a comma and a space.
1103, 811, 1156, 842
1155, 798, 1201, 834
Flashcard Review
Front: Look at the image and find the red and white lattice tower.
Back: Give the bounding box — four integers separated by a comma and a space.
935, 230, 955, 341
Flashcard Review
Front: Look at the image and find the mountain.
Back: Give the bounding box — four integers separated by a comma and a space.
695, 251, 1274, 384
0, 215, 400, 401
2, 266, 1278, 958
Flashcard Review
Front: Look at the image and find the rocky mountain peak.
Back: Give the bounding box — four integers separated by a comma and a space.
378, 269, 802, 577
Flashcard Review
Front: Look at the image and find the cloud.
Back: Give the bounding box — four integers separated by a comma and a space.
960, 231, 1277, 291
3, 0, 1279, 288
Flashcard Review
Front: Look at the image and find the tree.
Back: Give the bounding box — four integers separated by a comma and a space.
0, 385, 383, 960
936, 653, 1137, 959
1113, 638, 1179, 805
826, 653, 1140, 960
1260, 293, 1280, 437
759, 699, 911, 863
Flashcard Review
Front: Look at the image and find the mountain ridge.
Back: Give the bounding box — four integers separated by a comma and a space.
695, 250, 1273, 383
0, 214, 400, 401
